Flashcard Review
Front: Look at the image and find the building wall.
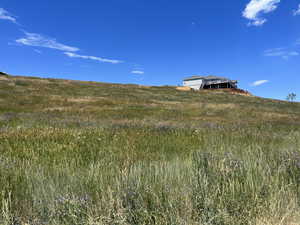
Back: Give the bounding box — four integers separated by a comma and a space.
183, 79, 203, 90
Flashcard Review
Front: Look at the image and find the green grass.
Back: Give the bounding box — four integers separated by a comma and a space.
0, 74, 300, 225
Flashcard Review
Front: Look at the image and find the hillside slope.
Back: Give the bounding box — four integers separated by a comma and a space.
0, 74, 299, 128
0, 74, 300, 225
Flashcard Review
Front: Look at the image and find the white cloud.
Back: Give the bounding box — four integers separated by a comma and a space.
131, 70, 144, 74
293, 4, 300, 16
0, 8, 17, 23
16, 31, 122, 64
242, 0, 280, 26
251, 80, 269, 86
16, 31, 79, 52
34, 49, 42, 54
263, 48, 299, 59
64, 52, 123, 64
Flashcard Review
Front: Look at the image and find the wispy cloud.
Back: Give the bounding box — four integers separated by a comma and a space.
15, 31, 123, 64
293, 4, 300, 16
131, 70, 144, 75
263, 48, 299, 59
242, 0, 280, 26
34, 49, 42, 54
251, 80, 269, 86
16, 31, 79, 52
64, 52, 123, 64
0, 8, 17, 23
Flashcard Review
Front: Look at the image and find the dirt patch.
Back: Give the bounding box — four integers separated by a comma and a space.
229, 88, 252, 96
176, 86, 191, 91
175, 86, 252, 96
205, 88, 252, 96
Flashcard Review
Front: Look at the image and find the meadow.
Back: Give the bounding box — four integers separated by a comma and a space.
0, 74, 300, 225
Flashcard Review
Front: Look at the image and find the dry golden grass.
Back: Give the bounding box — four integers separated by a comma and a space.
0, 76, 9, 81
204, 103, 236, 110
67, 97, 103, 103
261, 111, 293, 119
43, 106, 71, 112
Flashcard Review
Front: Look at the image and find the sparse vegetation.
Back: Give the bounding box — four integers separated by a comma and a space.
0, 75, 300, 225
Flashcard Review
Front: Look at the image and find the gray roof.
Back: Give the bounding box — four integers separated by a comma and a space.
183, 75, 231, 81
183, 76, 205, 81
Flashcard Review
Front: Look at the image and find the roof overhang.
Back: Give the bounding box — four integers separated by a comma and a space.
183, 75, 236, 82
183, 77, 205, 81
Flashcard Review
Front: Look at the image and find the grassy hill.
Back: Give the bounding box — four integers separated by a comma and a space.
0, 74, 300, 225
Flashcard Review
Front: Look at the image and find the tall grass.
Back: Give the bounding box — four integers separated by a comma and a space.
0, 125, 300, 224
0, 75, 300, 224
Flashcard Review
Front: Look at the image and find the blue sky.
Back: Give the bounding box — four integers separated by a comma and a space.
0, 0, 300, 100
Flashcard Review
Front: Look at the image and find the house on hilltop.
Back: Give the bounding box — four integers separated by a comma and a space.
183, 75, 237, 90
